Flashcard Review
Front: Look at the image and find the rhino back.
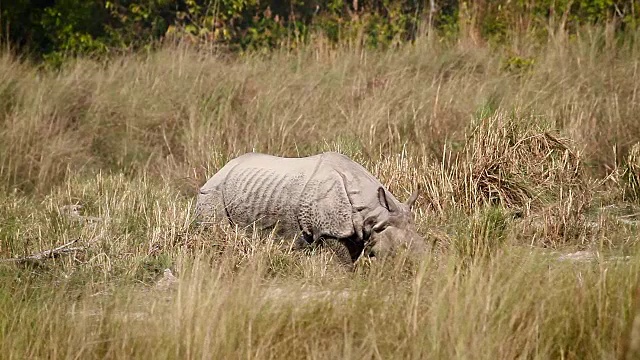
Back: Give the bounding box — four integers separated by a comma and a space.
220, 153, 355, 239
222, 164, 306, 234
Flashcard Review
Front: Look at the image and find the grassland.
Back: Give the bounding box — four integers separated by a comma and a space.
1, 26, 640, 359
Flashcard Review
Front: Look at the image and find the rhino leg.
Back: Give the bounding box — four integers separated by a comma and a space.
290, 232, 314, 251
319, 237, 355, 268
337, 235, 366, 262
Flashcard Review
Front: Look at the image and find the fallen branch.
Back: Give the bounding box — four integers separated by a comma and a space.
1, 239, 85, 264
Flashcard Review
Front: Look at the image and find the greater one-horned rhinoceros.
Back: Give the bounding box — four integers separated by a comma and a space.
195, 152, 426, 262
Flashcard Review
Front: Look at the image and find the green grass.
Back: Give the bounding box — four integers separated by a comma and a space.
1, 26, 640, 359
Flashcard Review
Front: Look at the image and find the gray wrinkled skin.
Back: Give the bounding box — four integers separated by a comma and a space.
195, 152, 426, 262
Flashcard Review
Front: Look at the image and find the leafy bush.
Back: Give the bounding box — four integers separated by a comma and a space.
2, 0, 638, 63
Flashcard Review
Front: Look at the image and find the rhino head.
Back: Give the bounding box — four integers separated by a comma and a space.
363, 187, 426, 260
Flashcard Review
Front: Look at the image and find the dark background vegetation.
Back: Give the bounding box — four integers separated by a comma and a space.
2, 0, 639, 63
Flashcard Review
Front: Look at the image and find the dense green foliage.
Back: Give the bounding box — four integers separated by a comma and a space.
2, 0, 639, 62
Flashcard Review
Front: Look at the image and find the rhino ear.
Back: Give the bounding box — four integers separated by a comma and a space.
377, 187, 398, 213
405, 187, 419, 210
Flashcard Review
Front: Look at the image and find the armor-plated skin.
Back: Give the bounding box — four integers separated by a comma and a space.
195, 152, 425, 261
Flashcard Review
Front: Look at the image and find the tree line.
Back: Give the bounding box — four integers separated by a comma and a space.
2, 0, 638, 62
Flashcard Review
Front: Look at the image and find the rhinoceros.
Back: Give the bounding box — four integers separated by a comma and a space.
195, 152, 426, 262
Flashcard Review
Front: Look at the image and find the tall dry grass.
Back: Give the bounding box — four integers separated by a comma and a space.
1, 26, 640, 359
1, 26, 638, 194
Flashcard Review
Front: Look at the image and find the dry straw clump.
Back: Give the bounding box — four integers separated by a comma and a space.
420, 114, 591, 247
422, 114, 585, 214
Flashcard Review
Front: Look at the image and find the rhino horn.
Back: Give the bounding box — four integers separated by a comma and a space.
377, 187, 399, 213
405, 187, 420, 210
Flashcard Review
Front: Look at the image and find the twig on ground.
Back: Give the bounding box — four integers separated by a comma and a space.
0, 239, 85, 264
